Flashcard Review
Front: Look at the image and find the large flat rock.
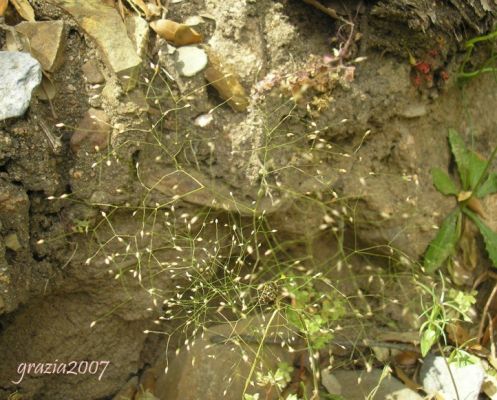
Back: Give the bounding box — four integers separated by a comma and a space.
46, 0, 142, 89
14, 20, 66, 72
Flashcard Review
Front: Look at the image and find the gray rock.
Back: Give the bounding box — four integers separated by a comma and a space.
175, 46, 208, 77
324, 369, 423, 400
0, 51, 42, 120
420, 354, 485, 400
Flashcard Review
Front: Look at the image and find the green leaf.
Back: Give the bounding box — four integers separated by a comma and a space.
477, 172, 497, 197
420, 325, 439, 357
424, 209, 462, 273
448, 129, 487, 190
431, 167, 458, 196
464, 209, 497, 268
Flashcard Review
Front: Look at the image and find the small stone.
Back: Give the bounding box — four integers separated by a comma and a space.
82, 60, 105, 84
70, 108, 111, 153
5, 233, 21, 252
175, 46, 208, 77
400, 103, 427, 118
0, 51, 42, 121
13, 20, 66, 73
420, 354, 485, 400
126, 89, 149, 113
321, 370, 342, 395
194, 113, 213, 127
184, 16, 205, 26
326, 369, 423, 400
47, 0, 141, 90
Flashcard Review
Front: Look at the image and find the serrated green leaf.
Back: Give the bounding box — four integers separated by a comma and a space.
424, 209, 461, 273
464, 209, 497, 268
431, 167, 458, 196
448, 129, 470, 188
448, 129, 487, 190
420, 325, 439, 357
477, 172, 497, 197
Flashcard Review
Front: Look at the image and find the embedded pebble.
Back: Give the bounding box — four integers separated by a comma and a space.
82, 60, 105, 84
175, 46, 208, 77
194, 113, 213, 127
70, 108, 111, 153
5, 233, 22, 252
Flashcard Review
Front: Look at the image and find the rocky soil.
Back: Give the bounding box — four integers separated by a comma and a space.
1, 0, 497, 399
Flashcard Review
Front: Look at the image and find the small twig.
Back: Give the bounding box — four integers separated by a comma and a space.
489, 312, 496, 359
337, 21, 356, 64
302, 0, 350, 24
472, 270, 497, 291
479, 282, 497, 344
34, 116, 63, 154
210, 334, 419, 353
482, 315, 497, 346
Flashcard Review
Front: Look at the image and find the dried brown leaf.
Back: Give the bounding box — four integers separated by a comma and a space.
467, 196, 487, 219
394, 351, 419, 367
127, 0, 150, 18
460, 220, 479, 270
0, 0, 8, 17
446, 322, 472, 345
150, 19, 202, 46
10, 0, 35, 21
377, 331, 420, 344
34, 75, 57, 101
458, 190, 473, 202
393, 366, 421, 391
204, 66, 249, 112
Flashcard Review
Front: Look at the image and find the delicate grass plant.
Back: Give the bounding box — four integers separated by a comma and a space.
38, 62, 441, 399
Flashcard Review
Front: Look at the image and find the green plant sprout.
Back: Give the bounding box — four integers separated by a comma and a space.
418, 278, 476, 357
256, 362, 293, 391
424, 129, 497, 273
45, 61, 436, 399
459, 29, 497, 81
283, 274, 346, 351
